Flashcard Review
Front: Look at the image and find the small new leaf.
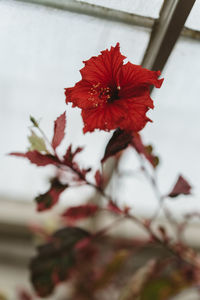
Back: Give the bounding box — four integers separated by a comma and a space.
28, 130, 48, 153
30, 115, 39, 127
168, 175, 192, 198
52, 112, 66, 150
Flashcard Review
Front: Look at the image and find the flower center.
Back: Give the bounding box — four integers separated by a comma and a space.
107, 86, 120, 103
89, 83, 120, 106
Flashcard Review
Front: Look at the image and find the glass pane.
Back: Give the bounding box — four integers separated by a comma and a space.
0, 0, 150, 201
185, 0, 200, 31
118, 36, 200, 217
79, 0, 164, 18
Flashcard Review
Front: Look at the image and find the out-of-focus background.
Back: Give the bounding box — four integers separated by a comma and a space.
0, 0, 200, 298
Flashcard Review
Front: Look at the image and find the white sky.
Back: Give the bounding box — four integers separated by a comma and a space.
186, 0, 200, 31
0, 0, 149, 199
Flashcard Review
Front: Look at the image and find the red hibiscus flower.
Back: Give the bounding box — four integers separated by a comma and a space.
65, 43, 163, 133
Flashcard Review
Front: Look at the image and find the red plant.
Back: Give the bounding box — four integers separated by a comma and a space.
10, 44, 200, 300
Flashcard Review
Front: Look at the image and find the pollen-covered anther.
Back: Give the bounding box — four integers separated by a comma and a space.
98, 86, 111, 100
89, 87, 97, 95
117, 86, 121, 90
93, 83, 100, 89
88, 97, 95, 102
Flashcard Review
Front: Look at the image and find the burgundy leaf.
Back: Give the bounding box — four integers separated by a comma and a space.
62, 204, 98, 223
168, 175, 192, 198
52, 112, 66, 150
132, 133, 159, 168
101, 129, 133, 163
63, 145, 83, 167
31, 227, 90, 297
63, 145, 88, 181
10, 151, 59, 167
35, 178, 68, 211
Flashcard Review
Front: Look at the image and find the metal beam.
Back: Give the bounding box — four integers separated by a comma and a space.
14, 0, 154, 28
182, 27, 200, 41
14, 0, 200, 42
142, 0, 196, 71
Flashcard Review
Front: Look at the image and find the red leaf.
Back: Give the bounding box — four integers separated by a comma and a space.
31, 227, 90, 297
52, 112, 66, 150
63, 145, 89, 180
95, 170, 103, 188
63, 145, 83, 167
62, 204, 98, 223
35, 178, 68, 211
132, 133, 159, 168
107, 200, 123, 215
10, 151, 59, 167
101, 129, 133, 163
168, 175, 192, 198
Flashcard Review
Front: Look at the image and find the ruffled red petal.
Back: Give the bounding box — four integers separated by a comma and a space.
65, 80, 103, 109
81, 103, 127, 133
81, 93, 152, 133
119, 86, 154, 109
119, 62, 163, 99
80, 43, 126, 86
116, 97, 152, 132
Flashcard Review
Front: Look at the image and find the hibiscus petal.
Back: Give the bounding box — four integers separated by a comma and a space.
116, 98, 153, 132
80, 43, 126, 86
65, 80, 102, 109
119, 62, 163, 99
81, 103, 127, 133
134, 92, 154, 109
